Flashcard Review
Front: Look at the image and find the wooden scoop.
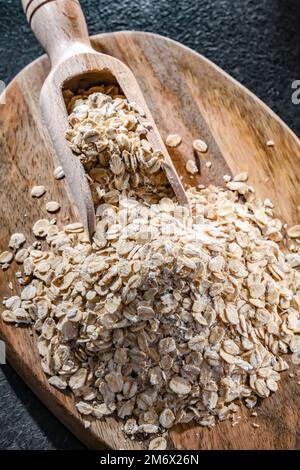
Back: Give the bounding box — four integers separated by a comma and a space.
22, 0, 188, 237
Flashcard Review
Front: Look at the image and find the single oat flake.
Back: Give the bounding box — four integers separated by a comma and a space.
166, 134, 181, 147
9, 233, 26, 250
45, 201, 60, 213
193, 138, 208, 153
148, 437, 167, 450
54, 166, 65, 180
32, 219, 50, 237
31, 186, 46, 198
233, 172, 248, 182
223, 174, 231, 182
287, 225, 300, 239
185, 159, 198, 174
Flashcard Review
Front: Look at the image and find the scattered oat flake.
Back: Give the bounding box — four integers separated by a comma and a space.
223, 174, 231, 182
266, 139, 275, 147
64, 222, 84, 233
9, 233, 26, 250
233, 172, 248, 182
31, 185, 46, 198
3, 84, 300, 447
46, 201, 60, 213
287, 225, 300, 238
252, 423, 260, 428
205, 161, 212, 168
32, 219, 50, 238
166, 134, 181, 147
54, 166, 65, 179
264, 198, 273, 208
15, 248, 28, 264
76, 402, 93, 415
185, 159, 198, 174
48, 376, 67, 390
193, 139, 208, 153
159, 408, 175, 429
0, 251, 13, 264
148, 437, 167, 450
169, 377, 191, 395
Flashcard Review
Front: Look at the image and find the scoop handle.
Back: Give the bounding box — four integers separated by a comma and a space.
21, 0, 93, 67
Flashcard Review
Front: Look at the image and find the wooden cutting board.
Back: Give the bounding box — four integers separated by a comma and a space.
0, 31, 299, 450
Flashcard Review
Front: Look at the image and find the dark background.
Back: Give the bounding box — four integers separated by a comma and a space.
0, 0, 299, 450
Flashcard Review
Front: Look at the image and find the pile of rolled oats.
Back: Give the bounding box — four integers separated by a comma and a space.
1, 85, 300, 450
64, 85, 173, 207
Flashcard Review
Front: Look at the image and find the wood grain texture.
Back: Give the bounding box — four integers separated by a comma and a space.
0, 31, 300, 450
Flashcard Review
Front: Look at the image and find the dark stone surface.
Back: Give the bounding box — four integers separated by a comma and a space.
0, 0, 299, 450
